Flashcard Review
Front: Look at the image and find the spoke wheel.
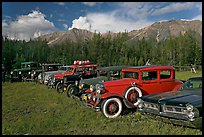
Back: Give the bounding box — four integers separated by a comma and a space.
101, 98, 122, 118
125, 86, 142, 107
56, 82, 63, 93
67, 85, 74, 98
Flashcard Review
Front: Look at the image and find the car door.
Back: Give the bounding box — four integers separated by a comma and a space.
140, 70, 163, 95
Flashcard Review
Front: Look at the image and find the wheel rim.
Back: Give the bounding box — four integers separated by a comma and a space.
107, 102, 119, 115
102, 98, 122, 118
57, 84, 63, 93
67, 87, 74, 97
127, 89, 139, 103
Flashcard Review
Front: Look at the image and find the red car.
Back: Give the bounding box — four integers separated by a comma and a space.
81, 65, 184, 118
53, 60, 98, 92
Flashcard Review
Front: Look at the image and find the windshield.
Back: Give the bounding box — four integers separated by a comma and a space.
180, 78, 202, 90
58, 66, 67, 71
21, 63, 37, 69
66, 67, 74, 72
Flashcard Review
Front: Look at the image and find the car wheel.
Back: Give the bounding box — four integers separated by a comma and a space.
101, 98, 122, 118
67, 84, 74, 98
56, 82, 63, 93
124, 86, 142, 107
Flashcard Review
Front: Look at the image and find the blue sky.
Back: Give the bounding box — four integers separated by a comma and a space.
2, 2, 202, 41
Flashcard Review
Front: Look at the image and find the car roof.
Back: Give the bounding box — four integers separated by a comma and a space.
187, 77, 202, 81
123, 65, 175, 71
97, 66, 133, 72
68, 64, 97, 68
21, 61, 37, 64
42, 64, 63, 66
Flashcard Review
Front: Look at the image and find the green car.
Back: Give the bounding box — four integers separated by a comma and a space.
10, 62, 40, 82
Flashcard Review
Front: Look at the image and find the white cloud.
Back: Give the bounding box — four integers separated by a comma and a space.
68, 2, 154, 33
68, 16, 91, 31
82, 2, 97, 7
68, 14, 153, 33
63, 24, 68, 30
151, 2, 198, 16
2, 20, 8, 27
55, 2, 65, 6
192, 14, 202, 21
2, 10, 56, 41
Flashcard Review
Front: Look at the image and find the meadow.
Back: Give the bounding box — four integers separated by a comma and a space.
2, 71, 202, 135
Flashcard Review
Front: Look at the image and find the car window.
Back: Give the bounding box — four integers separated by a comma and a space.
160, 70, 171, 79
76, 68, 83, 73
66, 67, 74, 71
58, 66, 64, 70
142, 71, 157, 81
109, 71, 121, 80
123, 72, 138, 79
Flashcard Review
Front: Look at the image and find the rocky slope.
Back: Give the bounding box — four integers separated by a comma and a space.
36, 20, 202, 46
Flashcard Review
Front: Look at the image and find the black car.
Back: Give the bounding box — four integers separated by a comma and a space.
137, 77, 202, 129
10, 62, 40, 82
65, 66, 132, 98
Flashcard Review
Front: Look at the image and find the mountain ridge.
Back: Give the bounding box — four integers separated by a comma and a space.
35, 20, 202, 46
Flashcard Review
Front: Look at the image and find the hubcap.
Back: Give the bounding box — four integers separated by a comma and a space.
128, 90, 138, 103
108, 102, 118, 114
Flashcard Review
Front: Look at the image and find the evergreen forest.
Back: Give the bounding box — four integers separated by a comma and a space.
2, 30, 202, 73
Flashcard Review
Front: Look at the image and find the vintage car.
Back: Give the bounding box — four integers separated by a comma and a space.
81, 65, 184, 118
10, 61, 40, 82
53, 60, 98, 92
137, 77, 202, 129
65, 66, 132, 98
37, 63, 63, 84
43, 65, 71, 86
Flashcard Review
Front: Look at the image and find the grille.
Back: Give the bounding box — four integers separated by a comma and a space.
144, 102, 159, 110
162, 105, 185, 114
13, 71, 18, 77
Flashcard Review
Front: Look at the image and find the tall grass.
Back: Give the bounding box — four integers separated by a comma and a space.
2, 71, 202, 135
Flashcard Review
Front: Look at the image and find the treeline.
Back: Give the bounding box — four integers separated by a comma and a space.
2, 30, 202, 72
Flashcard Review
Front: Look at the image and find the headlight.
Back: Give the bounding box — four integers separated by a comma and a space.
79, 83, 84, 90
187, 112, 195, 119
10, 71, 13, 74
90, 85, 95, 92
186, 104, 194, 111
95, 83, 104, 94
28, 72, 31, 74
34, 71, 36, 74
75, 80, 78, 86
87, 94, 92, 100
19, 71, 21, 74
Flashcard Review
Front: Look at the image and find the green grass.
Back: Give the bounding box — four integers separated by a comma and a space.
2, 71, 202, 135
175, 70, 202, 80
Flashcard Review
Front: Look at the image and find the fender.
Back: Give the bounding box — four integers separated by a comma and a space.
84, 88, 92, 93
100, 92, 124, 99
172, 83, 183, 91
100, 92, 136, 108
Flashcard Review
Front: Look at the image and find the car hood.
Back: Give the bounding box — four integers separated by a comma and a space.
104, 78, 136, 87
44, 70, 65, 75
81, 76, 108, 86
13, 68, 31, 72
142, 89, 202, 107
